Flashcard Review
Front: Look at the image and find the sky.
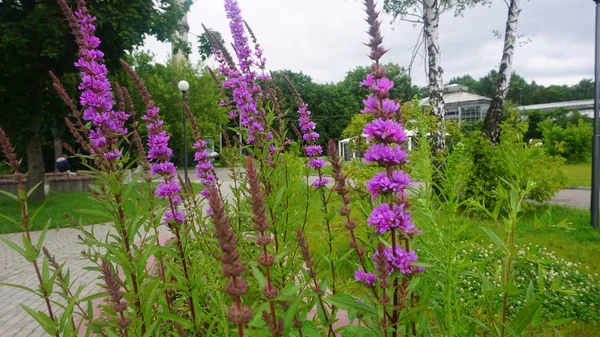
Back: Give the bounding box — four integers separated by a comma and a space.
143, 0, 596, 87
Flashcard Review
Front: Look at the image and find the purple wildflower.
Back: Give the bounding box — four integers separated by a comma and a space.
364, 119, 407, 143
364, 144, 408, 166
367, 203, 397, 234
310, 158, 327, 169
354, 269, 377, 286
163, 210, 185, 226
305, 145, 323, 157
156, 181, 182, 199
366, 171, 411, 199
367, 202, 421, 236
373, 245, 423, 275
312, 178, 329, 189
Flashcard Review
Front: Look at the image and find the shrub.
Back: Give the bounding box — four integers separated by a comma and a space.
539, 118, 593, 164
465, 113, 567, 204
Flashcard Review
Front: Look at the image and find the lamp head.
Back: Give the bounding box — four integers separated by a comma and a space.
178, 80, 190, 93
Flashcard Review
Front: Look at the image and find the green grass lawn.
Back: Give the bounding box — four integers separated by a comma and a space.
562, 163, 591, 187
471, 204, 600, 274
0, 191, 107, 233
0, 183, 203, 234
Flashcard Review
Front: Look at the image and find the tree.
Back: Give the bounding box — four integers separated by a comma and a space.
384, 0, 490, 153
274, 70, 358, 142
483, 0, 522, 143
342, 63, 419, 105
130, 53, 228, 164
198, 29, 224, 61
449, 71, 593, 106
0, 0, 190, 200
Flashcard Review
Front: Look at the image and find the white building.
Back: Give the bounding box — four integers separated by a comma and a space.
420, 84, 492, 124
518, 99, 595, 117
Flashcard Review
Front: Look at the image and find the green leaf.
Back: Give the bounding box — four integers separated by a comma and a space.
26, 181, 44, 198
21, 305, 57, 335
525, 280, 535, 304
503, 282, 519, 295
0, 212, 22, 227
0, 282, 39, 295
548, 318, 571, 327
508, 301, 543, 336
21, 233, 38, 262
28, 201, 47, 227
35, 219, 52, 254
155, 312, 194, 329
0, 189, 19, 202
480, 226, 507, 253
324, 294, 377, 317
251, 265, 267, 288
0, 236, 27, 258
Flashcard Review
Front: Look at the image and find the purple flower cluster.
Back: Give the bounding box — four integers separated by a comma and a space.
73, 8, 128, 160
367, 203, 421, 237
373, 245, 423, 275
312, 178, 329, 189
354, 269, 378, 286
366, 171, 411, 199
363, 119, 407, 144
142, 106, 184, 226
364, 144, 408, 167
193, 139, 217, 196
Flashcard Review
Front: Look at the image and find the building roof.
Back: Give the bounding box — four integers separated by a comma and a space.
420, 84, 491, 106
518, 99, 594, 112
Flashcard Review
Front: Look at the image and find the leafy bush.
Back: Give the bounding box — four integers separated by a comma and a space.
539, 118, 593, 164
465, 114, 567, 204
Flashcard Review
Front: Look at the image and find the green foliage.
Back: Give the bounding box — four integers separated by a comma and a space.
455, 243, 600, 324
275, 64, 418, 143
465, 113, 567, 204
539, 118, 593, 164
130, 53, 228, 164
0, 0, 191, 145
197, 29, 223, 61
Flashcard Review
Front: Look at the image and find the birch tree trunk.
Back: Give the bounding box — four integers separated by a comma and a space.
483, 0, 522, 143
423, 0, 446, 153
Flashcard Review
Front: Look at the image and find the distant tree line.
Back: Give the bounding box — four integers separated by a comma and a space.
273, 63, 421, 143
449, 71, 594, 106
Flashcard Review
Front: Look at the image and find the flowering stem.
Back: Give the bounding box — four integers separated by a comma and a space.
317, 168, 337, 295
114, 193, 146, 334
18, 189, 59, 337
501, 220, 517, 337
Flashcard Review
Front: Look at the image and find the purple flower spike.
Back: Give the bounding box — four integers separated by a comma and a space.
71, 7, 128, 160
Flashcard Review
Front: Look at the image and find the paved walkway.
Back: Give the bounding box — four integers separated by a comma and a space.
0, 167, 593, 336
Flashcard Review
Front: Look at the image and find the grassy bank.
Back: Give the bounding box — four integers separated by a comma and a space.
562, 163, 591, 187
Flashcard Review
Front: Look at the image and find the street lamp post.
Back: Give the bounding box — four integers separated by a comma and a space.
592, 0, 600, 229
178, 80, 190, 183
